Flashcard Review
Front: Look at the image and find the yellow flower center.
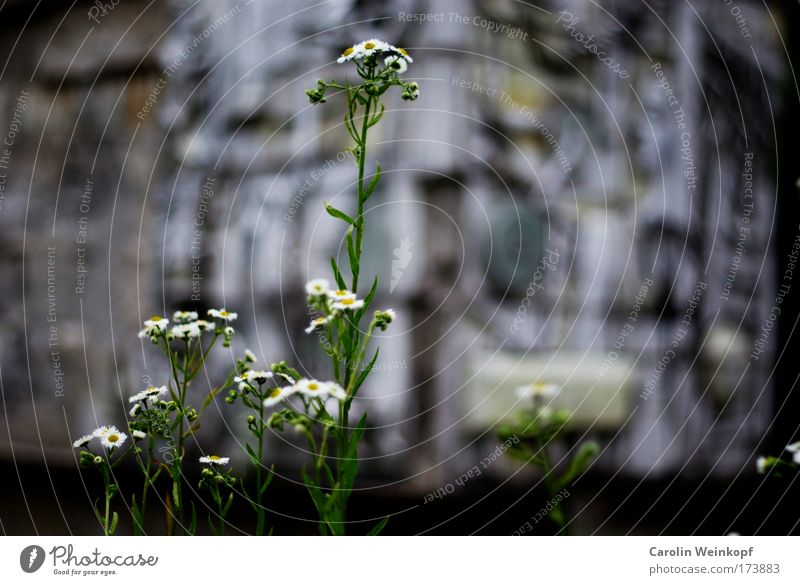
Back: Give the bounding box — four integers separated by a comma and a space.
334, 290, 348, 297
308, 383, 319, 391
269, 389, 281, 398
108, 434, 119, 443
398, 48, 409, 56
209, 455, 221, 461
343, 47, 354, 57
220, 311, 229, 317
149, 315, 163, 321
341, 299, 354, 306
314, 318, 326, 324
364, 42, 375, 50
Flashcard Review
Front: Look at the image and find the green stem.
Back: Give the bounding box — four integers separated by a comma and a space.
537, 439, 568, 535
352, 93, 374, 293
255, 398, 266, 536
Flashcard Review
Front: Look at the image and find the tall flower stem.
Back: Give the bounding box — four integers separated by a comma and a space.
297, 40, 418, 534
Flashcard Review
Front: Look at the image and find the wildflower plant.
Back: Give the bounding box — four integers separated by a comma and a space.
225, 363, 286, 536
198, 455, 236, 536
259, 39, 418, 535
498, 382, 599, 534
73, 427, 130, 536
74, 309, 244, 536
70, 39, 417, 537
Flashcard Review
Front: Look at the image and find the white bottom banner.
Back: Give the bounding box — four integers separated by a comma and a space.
1, 536, 798, 583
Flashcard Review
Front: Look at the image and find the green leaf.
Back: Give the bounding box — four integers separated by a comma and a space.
322, 461, 336, 487
245, 443, 259, 467
368, 103, 385, 128
189, 502, 198, 535
352, 348, 379, 395
363, 161, 381, 201
368, 516, 389, 536
346, 229, 359, 280
109, 512, 119, 535
557, 441, 599, 491
340, 413, 368, 493
259, 465, 275, 496
330, 257, 347, 290
301, 468, 327, 519
355, 276, 378, 323
172, 481, 181, 510
223, 492, 235, 516
324, 201, 354, 224
353, 412, 368, 444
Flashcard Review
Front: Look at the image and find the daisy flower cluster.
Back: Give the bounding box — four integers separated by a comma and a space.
72, 424, 138, 535
336, 39, 413, 70
137, 308, 237, 347
306, 38, 419, 105
304, 278, 394, 334
127, 384, 182, 441
73, 425, 130, 455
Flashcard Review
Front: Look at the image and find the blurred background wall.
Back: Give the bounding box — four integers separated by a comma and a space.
1, 0, 798, 534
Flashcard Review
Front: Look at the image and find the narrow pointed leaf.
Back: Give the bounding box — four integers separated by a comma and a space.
368, 516, 389, 535
324, 201, 354, 224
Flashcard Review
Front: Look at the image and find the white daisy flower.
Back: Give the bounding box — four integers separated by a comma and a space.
138, 315, 169, 338
92, 425, 121, 438
263, 385, 296, 408
276, 372, 296, 385
306, 279, 330, 296
250, 371, 274, 385
296, 378, 327, 398
332, 298, 364, 311
515, 381, 560, 401
325, 382, 347, 401
199, 455, 230, 466
756, 456, 770, 474
144, 385, 168, 403
794, 452, 800, 465
384, 55, 408, 74
195, 319, 212, 331
389, 45, 413, 63
327, 289, 357, 301
128, 391, 147, 403
130, 386, 167, 404
358, 38, 389, 57
208, 308, 237, 321
305, 316, 330, 334
244, 349, 257, 363
173, 310, 198, 323
100, 430, 127, 450
72, 434, 93, 448
337, 44, 359, 63
786, 442, 800, 453
236, 370, 274, 386
129, 403, 142, 417
132, 430, 147, 441
171, 322, 201, 339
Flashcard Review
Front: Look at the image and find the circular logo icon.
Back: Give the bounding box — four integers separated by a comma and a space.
19, 545, 46, 573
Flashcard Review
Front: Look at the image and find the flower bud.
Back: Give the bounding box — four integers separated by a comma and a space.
305, 88, 326, 104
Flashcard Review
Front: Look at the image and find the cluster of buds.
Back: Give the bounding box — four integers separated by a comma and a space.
198, 465, 236, 490
373, 309, 396, 331
267, 408, 314, 434
401, 81, 419, 101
